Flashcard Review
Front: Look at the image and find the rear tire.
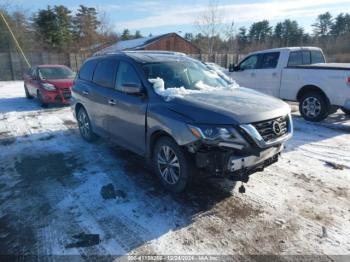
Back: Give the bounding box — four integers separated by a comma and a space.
24, 85, 33, 99
341, 108, 350, 115
299, 92, 329, 122
77, 107, 98, 142
153, 137, 193, 193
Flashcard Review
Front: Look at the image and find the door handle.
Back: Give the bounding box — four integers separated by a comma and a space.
272, 72, 277, 77
82, 90, 89, 95
108, 99, 116, 105
250, 72, 255, 77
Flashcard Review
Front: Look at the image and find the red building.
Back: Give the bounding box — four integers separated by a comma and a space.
98, 33, 200, 54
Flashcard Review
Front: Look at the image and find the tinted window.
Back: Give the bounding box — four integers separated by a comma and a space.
79, 60, 97, 81
288, 51, 303, 66
116, 61, 141, 91
311, 51, 325, 63
240, 55, 258, 70
93, 60, 117, 88
302, 51, 311, 64
259, 52, 280, 69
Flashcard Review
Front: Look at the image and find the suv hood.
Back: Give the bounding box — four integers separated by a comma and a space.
166, 87, 291, 124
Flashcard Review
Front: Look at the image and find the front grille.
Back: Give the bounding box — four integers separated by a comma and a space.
252, 115, 288, 142
62, 88, 71, 98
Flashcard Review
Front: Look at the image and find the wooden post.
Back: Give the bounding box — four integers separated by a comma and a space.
8, 50, 15, 80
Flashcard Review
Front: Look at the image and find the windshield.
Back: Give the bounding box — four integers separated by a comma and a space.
38, 67, 75, 80
143, 60, 232, 90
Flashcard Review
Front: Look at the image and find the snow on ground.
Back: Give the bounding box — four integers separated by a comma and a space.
0, 81, 349, 259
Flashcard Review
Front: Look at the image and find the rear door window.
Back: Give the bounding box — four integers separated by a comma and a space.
302, 51, 311, 65
79, 60, 97, 81
93, 59, 117, 88
259, 52, 280, 69
288, 51, 303, 66
288, 51, 312, 66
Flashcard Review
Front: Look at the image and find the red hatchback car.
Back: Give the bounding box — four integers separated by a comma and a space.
23, 65, 76, 106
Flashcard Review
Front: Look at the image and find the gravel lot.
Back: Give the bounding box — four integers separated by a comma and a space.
0, 81, 349, 259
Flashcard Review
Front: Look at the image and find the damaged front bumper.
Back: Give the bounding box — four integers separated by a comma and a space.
189, 114, 292, 182
194, 144, 283, 182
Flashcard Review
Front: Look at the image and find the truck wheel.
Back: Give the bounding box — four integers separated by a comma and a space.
153, 137, 193, 193
77, 107, 98, 142
24, 85, 33, 99
299, 92, 329, 122
341, 108, 350, 115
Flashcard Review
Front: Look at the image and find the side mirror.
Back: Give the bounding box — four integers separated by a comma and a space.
229, 64, 240, 72
123, 83, 143, 95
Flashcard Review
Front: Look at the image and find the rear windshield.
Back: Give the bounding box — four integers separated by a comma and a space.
38, 67, 75, 80
142, 60, 231, 90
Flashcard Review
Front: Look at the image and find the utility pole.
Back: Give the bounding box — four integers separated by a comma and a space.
0, 11, 31, 68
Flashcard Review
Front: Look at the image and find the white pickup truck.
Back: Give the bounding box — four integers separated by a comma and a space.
230, 47, 350, 121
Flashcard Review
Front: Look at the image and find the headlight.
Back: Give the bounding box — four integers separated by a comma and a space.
42, 83, 56, 91
188, 124, 235, 141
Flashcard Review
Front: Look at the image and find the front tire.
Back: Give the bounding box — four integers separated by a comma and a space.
299, 92, 329, 122
37, 91, 48, 108
24, 85, 33, 99
341, 108, 350, 115
77, 107, 98, 142
153, 137, 192, 193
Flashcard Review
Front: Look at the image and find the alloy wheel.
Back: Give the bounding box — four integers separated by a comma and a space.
78, 110, 90, 139
157, 145, 181, 185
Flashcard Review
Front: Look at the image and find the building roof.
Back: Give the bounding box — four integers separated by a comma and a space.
95, 33, 197, 55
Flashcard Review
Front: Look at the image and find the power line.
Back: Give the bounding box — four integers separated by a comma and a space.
0, 11, 31, 68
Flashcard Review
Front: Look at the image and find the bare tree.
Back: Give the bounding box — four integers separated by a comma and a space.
195, 0, 223, 55
224, 20, 236, 53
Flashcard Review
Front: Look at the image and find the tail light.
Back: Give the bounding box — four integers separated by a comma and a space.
347, 77, 350, 85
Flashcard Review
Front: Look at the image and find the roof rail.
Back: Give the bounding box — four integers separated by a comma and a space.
93, 51, 123, 56
93, 50, 188, 57
123, 50, 187, 56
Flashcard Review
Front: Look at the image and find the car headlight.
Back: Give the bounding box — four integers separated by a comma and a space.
42, 83, 56, 91
188, 124, 235, 141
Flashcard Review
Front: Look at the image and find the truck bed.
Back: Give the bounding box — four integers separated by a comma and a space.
288, 63, 350, 70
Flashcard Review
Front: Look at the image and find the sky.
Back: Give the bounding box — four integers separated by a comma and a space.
7, 0, 350, 36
